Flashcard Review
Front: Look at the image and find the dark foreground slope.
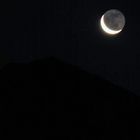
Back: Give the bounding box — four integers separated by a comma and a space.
0, 57, 140, 140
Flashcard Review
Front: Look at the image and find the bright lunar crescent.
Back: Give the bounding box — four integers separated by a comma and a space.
100, 9, 125, 35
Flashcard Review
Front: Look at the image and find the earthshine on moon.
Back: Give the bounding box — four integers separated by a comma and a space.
100, 9, 125, 35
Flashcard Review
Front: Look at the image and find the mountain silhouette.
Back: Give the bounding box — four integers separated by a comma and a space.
0, 57, 135, 92
0, 57, 139, 139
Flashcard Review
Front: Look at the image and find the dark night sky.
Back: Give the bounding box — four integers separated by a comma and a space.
0, 0, 140, 94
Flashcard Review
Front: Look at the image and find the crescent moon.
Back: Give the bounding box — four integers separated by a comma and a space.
100, 15, 122, 35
